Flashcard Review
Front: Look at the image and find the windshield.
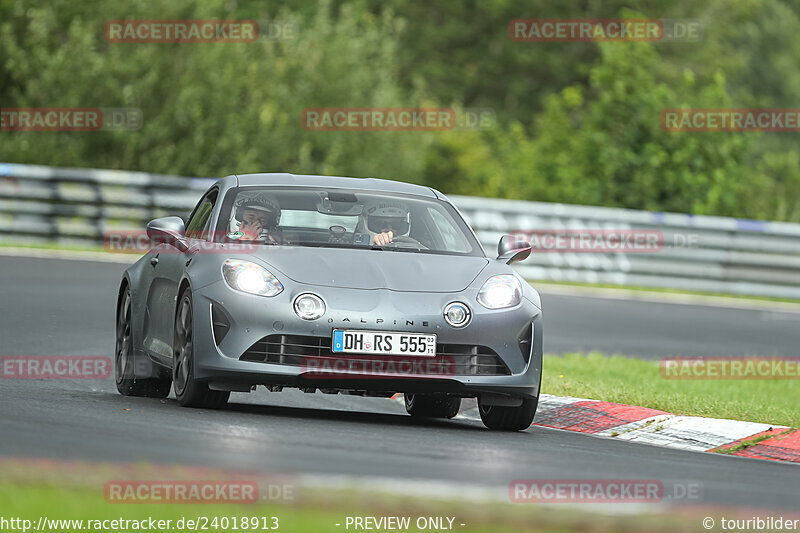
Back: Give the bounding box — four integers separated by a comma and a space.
217, 187, 483, 257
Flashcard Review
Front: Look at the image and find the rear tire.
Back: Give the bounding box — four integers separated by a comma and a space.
173, 289, 229, 409
115, 286, 172, 398
478, 396, 538, 431
404, 393, 461, 419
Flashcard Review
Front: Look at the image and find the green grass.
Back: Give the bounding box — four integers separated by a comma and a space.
0, 480, 710, 533
542, 352, 800, 428
0, 483, 370, 533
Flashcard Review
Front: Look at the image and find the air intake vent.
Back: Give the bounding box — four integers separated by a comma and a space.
240, 335, 510, 376
211, 305, 230, 346
518, 322, 533, 363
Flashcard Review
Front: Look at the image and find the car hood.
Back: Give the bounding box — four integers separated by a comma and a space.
248, 246, 489, 292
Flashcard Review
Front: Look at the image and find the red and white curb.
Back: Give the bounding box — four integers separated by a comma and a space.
394, 394, 800, 464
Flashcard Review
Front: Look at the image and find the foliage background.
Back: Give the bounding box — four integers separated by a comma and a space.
1, 0, 799, 221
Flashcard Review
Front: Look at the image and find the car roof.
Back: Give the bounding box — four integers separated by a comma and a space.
228, 173, 439, 198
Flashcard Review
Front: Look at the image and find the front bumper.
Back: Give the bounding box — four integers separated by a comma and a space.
190, 280, 543, 400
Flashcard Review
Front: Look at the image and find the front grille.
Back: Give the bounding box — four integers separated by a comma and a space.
240, 334, 510, 376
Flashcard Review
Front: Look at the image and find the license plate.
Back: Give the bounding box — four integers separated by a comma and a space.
331, 330, 437, 356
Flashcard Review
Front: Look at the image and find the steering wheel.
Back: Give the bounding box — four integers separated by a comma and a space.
387, 235, 428, 249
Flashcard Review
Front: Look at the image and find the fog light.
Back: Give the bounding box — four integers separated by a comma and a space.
444, 302, 471, 328
294, 293, 325, 320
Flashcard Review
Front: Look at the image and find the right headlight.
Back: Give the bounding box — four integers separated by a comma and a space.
222, 259, 283, 297
477, 275, 522, 309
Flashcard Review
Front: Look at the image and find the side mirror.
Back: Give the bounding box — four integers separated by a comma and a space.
497, 234, 531, 265
146, 216, 189, 252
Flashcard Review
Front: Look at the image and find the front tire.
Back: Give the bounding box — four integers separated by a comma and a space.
115, 286, 171, 398
478, 396, 538, 431
173, 289, 229, 409
404, 393, 461, 419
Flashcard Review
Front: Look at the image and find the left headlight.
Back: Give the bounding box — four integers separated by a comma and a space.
222, 259, 283, 297
477, 275, 522, 309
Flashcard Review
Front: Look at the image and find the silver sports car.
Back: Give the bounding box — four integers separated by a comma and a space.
115, 173, 542, 430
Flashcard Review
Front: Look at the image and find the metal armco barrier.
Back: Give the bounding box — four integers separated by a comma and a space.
453, 196, 800, 299
1, 163, 799, 299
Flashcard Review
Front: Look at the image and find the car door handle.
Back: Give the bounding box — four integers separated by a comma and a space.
150, 256, 159, 266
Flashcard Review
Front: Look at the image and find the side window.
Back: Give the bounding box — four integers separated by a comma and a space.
185, 192, 217, 240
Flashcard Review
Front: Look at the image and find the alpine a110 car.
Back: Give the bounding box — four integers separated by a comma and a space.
115, 173, 542, 430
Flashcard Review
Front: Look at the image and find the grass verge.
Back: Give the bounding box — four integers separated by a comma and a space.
0, 480, 712, 533
542, 353, 800, 428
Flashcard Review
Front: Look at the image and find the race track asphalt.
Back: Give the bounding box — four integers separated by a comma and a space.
0, 255, 797, 511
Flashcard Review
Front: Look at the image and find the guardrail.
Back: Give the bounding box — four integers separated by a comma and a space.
1, 162, 799, 299
453, 196, 800, 299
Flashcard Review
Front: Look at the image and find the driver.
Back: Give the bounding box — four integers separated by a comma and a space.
230, 193, 282, 243
363, 203, 411, 246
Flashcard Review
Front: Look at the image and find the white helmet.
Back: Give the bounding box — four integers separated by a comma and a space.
229, 192, 281, 239
362, 203, 411, 239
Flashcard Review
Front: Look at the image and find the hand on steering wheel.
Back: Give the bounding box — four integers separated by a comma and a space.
371, 231, 394, 246
371, 231, 426, 249
391, 235, 423, 245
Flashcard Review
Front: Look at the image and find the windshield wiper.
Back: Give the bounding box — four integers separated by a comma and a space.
251, 241, 425, 252
368, 245, 424, 252
290, 242, 368, 250
224, 240, 281, 246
